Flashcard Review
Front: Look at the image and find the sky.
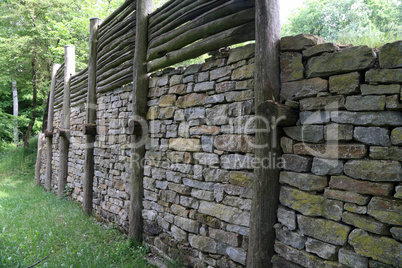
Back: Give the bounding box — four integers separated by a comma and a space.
280, 0, 305, 25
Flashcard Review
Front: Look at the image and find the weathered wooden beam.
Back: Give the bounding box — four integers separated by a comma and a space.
97, 64, 133, 87
58, 45, 75, 199
83, 18, 102, 215
98, 14, 135, 50
99, 0, 135, 29
248, 0, 281, 267
97, 49, 134, 76
148, 0, 226, 42
45, 63, 60, 191
35, 133, 45, 186
148, 0, 254, 50
147, 7, 254, 61
129, 0, 153, 240
96, 75, 133, 93
147, 21, 255, 72
97, 38, 135, 66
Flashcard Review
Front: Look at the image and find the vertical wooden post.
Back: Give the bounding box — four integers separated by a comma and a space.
58, 45, 75, 199
45, 63, 61, 191
129, 0, 153, 240
248, 0, 281, 267
12, 81, 18, 144
35, 133, 45, 185
83, 17, 102, 214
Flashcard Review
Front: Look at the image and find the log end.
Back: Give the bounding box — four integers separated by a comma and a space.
83, 123, 97, 136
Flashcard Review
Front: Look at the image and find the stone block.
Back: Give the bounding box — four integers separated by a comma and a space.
176, 93, 207, 108
365, 69, 402, 84
294, 143, 367, 159
303, 43, 338, 58
170, 204, 189, 217
201, 135, 214, 153
368, 197, 402, 225
274, 241, 343, 268
349, 229, 402, 266
306, 46, 375, 78
158, 107, 176, 119
331, 111, 402, 127
206, 104, 228, 125
280, 52, 304, 82
191, 189, 214, 201
280, 34, 325, 51
189, 235, 217, 253
391, 127, 402, 145
174, 216, 200, 233
299, 111, 331, 124
338, 248, 369, 268
225, 90, 254, 102
194, 81, 215, 92
169, 138, 201, 152
277, 206, 297, 230
209, 228, 239, 247
227, 43, 255, 64
271, 255, 303, 268
311, 158, 344, 175
180, 196, 199, 209
275, 227, 307, 250
329, 72, 360, 95
281, 137, 295, 153
386, 94, 402, 110
205, 94, 225, 104
396, 185, 402, 199
228, 171, 253, 187
183, 178, 214, 191
184, 64, 201, 75
198, 201, 250, 226
280, 186, 343, 221
284, 125, 324, 143
168, 182, 191, 195
344, 203, 367, 214
158, 94, 176, 107
344, 160, 401, 182
193, 153, 219, 166
390, 227, 402, 242
221, 154, 254, 170
169, 84, 187, 95
379, 40, 402, 68
214, 134, 254, 153
360, 84, 400, 95
210, 66, 231, 81
298, 215, 351, 245
282, 154, 313, 172
202, 168, 228, 183
324, 123, 354, 141
342, 211, 390, 235
279, 171, 327, 191
299, 95, 345, 111
305, 238, 338, 260
171, 225, 187, 242
354, 127, 390, 146
370, 146, 402, 161
330, 175, 393, 196
226, 246, 247, 265
231, 64, 254, 80
345, 95, 386, 111
324, 189, 370, 205
183, 107, 205, 120
280, 78, 328, 101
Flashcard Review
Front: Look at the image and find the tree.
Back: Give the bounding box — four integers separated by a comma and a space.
282, 0, 401, 46
0, 0, 124, 146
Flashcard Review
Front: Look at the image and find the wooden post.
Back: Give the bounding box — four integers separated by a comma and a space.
248, 0, 281, 267
35, 133, 45, 185
83, 17, 102, 214
129, 0, 153, 240
12, 81, 18, 144
58, 45, 75, 199
45, 63, 61, 191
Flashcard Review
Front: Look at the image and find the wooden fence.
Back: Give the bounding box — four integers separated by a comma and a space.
40, 0, 280, 267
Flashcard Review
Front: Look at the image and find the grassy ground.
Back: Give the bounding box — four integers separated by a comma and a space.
0, 137, 156, 268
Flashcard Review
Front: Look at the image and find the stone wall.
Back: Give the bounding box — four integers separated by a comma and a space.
273, 35, 402, 268
37, 36, 402, 268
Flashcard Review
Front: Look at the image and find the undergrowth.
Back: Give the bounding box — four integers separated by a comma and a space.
0, 136, 156, 268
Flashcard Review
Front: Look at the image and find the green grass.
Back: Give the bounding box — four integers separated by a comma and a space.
0, 137, 156, 268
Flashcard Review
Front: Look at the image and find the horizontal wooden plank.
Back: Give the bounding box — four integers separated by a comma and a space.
97, 49, 134, 77
148, 0, 194, 31
97, 64, 132, 87
147, 7, 254, 61
97, 39, 135, 66
98, 14, 135, 50
98, 19, 136, 53
99, 0, 135, 30
147, 21, 255, 72
148, 0, 176, 23
97, 74, 132, 93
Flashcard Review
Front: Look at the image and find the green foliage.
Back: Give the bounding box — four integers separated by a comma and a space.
283, 0, 402, 47
0, 137, 156, 267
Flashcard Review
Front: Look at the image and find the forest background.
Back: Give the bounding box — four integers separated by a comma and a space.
0, 0, 400, 147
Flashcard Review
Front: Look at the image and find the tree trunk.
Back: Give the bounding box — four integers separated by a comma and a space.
12, 81, 18, 144
24, 46, 38, 149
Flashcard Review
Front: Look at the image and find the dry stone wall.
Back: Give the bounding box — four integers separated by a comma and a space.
37, 35, 402, 268
273, 35, 402, 268
142, 45, 256, 267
